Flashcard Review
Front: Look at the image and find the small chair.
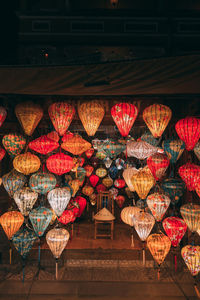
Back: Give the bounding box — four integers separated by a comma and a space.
94, 191, 115, 239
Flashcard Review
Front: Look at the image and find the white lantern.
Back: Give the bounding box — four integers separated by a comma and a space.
103, 157, 112, 169
47, 188, 71, 217
127, 140, 158, 160
13, 187, 38, 216
121, 206, 141, 247
122, 167, 138, 192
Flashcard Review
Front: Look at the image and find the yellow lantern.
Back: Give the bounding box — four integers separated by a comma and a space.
78, 101, 105, 136
143, 104, 172, 138
180, 203, 200, 233
68, 179, 80, 197
61, 134, 91, 155
15, 102, 43, 136
13, 152, 41, 175
96, 168, 107, 178
131, 169, 155, 199
122, 167, 138, 192
121, 206, 141, 247
102, 176, 113, 188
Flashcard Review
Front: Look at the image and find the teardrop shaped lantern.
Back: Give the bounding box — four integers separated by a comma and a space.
61, 134, 91, 155
89, 174, 99, 187
29, 206, 53, 237
143, 104, 172, 138
82, 185, 94, 196
194, 142, 200, 161
84, 165, 94, 177
0, 146, 6, 162
2, 169, 27, 197
162, 139, 185, 164
78, 101, 105, 136
147, 192, 170, 222
134, 211, 155, 241
102, 139, 126, 159
13, 152, 41, 175
178, 163, 200, 191
180, 203, 200, 232
29, 135, 59, 155
29, 171, 57, 195
74, 196, 87, 218
68, 179, 80, 197
12, 226, 37, 259
0, 106, 7, 127
114, 178, 126, 189
181, 245, 200, 276
2, 133, 26, 157
96, 168, 107, 178
13, 187, 38, 216
109, 166, 118, 179
48, 102, 75, 136
85, 147, 94, 159
147, 153, 170, 181
111, 103, 138, 137
175, 117, 200, 151
121, 206, 141, 227
46, 152, 74, 176
103, 157, 112, 169
163, 217, 187, 247
96, 184, 107, 193
127, 140, 158, 160
115, 195, 125, 208
15, 102, 43, 136
123, 168, 138, 192
102, 176, 113, 188
0, 211, 24, 240
47, 188, 71, 217
131, 169, 155, 199
161, 178, 185, 206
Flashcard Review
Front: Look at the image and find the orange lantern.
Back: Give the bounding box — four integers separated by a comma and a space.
121, 206, 141, 247
96, 168, 107, 178
13, 152, 41, 175
178, 163, 200, 191
82, 185, 94, 196
123, 168, 138, 192
147, 153, 169, 181
102, 176, 113, 188
46, 152, 74, 175
84, 165, 94, 177
47, 131, 59, 142
61, 134, 91, 155
15, 102, 43, 136
0, 211, 24, 240
131, 169, 155, 199
180, 203, 200, 232
143, 104, 172, 138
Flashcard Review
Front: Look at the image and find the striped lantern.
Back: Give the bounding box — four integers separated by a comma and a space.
13, 152, 41, 175
111, 103, 138, 137
181, 245, 200, 277
46, 152, 74, 176
163, 217, 187, 247
161, 178, 185, 206
147, 233, 171, 267
102, 176, 113, 188
194, 142, 200, 161
96, 168, 107, 178
162, 139, 185, 164
12, 226, 37, 259
89, 175, 99, 187
84, 165, 94, 177
115, 195, 125, 208
178, 162, 200, 191
13, 187, 38, 216
47, 131, 59, 142
127, 140, 158, 160
175, 117, 200, 151
180, 203, 200, 232
0, 106, 7, 127
29, 171, 57, 195
114, 178, 126, 189
121, 206, 141, 227
0, 146, 6, 162
82, 185, 94, 196
47, 187, 71, 217
78, 101, 105, 136
131, 169, 155, 199
123, 168, 138, 192
15, 102, 43, 136
147, 192, 170, 222
0, 211, 24, 240
2, 169, 27, 197
2, 133, 26, 157
147, 153, 170, 181
143, 104, 172, 138
134, 211, 155, 241
48, 102, 75, 136
61, 134, 91, 155
29, 135, 59, 155
29, 206, 53, 237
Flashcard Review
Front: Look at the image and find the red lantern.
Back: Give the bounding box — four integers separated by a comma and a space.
47, 131, 59, 142
111, 103, 138, 137
74, 196, 87, 217
89, 174, 99, 187
85, 148, 94, 159
0, 106, 7, 127
175, 117, 200, 151
162, 217, 187, 247
116, 195, 125, 208
147, 153, 170, 181
178, 162, 200, 191
29, 135, 59, 155
96, 184, 107, 193
114, 178, 126, 189
84, 165, 94, 177
46, 152, 74, 175
0, 146, 6, 162
59, 210, 76, 225
79, 157, 85, 167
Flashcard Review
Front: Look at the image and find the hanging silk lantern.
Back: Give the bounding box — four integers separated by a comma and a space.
47, 131, 59, 142
194, 142, 200, 161
111, 103, 138, 137
13, 187, 38, 216
12, 226, 37, 258
15, 102, 43, 136
29, 171, 57, 195
78, 101, 105, 136
115, 195, 125, 208
92, 138, 103, 150
89, 175, 99, 187
85, 148, 94, 159
123, 168, 137, 192
0, 146, 5, 162
77, 167, 86, 186
29, 135, 59, 155
102, 176, 113, 188
46, 152, 74, 176
96, 168, 107, 178
121, 206, 140, 226
161, 178, 185, 206
114, 178, 126, 189
68, 179, 80, 197
181, 245, 200, 276
0, 106, 7, 127
103, 157, 112, 169
178, 163, 200, 191
141, 131, 159, 147
109, 187, 118, 200
61, 134, 91, 155
13, 152, 40, 175
74, 196, 87, 217
115, 158, 125, 170
0, 211, 24, 240
96, 184, 107, 193
48, 102, 75, 136
131, 169, 155, 199
143, 104, 172, 138
82, 185, 94, 196
29, 206, 52, 237
162, 139, 185, 164
2, 169, 27, 197
59, 210, 76, 225
102, 139, 126, 159
147, 153, 169, 181
127, 140, 158, 160
134, 211, 155, 241
180, 203, 200, 232
96, 151, 107, 160
109, 166, 118, 180
175, 117, 200, 151
84, 165, 94, 177
2, 133, 26, 158
89, 193, 97, 206
47, 188, 71, 217
147, 192, 170, 222
163, 217, 187, 247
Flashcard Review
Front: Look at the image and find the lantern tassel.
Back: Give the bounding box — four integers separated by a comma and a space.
174, 254, 177, 272
142, 248, 145, 266
55, 258, 58, 280
194, 283, 200, 298
157, 268, 160, 281
9, 247, 12, 265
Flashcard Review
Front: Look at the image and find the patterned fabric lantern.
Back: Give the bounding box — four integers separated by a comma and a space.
102, 176, 113, 188
121, 206, 141, 227
115, 158, 125, 170
46, 152, 74, 175
13, 152, 41, 175
96, 168, 107, 178
109, 166, 118, 179
74, 196, 87, 217
76, 167, 86, 186
13, 187, 38, 216
161, 178, 185, 206
78, 101, 105, 136
2, 133, 26, 157
102, 139, 126, 159
134, 211, 155, 241
0, 211, 24, 240
29, 171, 57, 195
162, 139, 185, 164
123, 168, 138, 192
178, 163, 200, 191
89, 175, 99, 187
47, 188, 71, 217
109, 187, 118, 200
96, 150, 107, 160
84, 165, 94, 177
0, 106, 7, 127
29, 135, 59, 155
2, 169, 26, 197
47, 131, 59, 142
127, 140, 158, 160
131, 169, 155, 199
29, 206, 52, 237
12, 226, 37, 259
143, 104, 172, 138
181, 245, 200, 276
147, 192, 170, 222
103, 157, 112, 169
194, 142, 200, 161
114, 178, 126, 189
85, 148, 94, 159
175, 117, 200, 151
48, 102, 75, 136
96, 184, 107, 193
0, 146, 6, 162
15, 102, 43, 136
180, 203, 200, 232
89, 193, 97, 206
147, 153, 169, 181
82, 185, 94, 196
163, 217, 187, 247
141, 131, 159, 147
61, 134, 91, 155
59, 210, 76, 225
68, 179, 80, 197
111, 103, 138, 137
115, 195, 125, 208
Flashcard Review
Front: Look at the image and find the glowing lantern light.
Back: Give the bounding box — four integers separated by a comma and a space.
175, 117, 200, 151
147, 153, 169, 181
103, 157, 112, 169
59, 210, 77, 225
115, 158, 125, 170
123, 168, 137, 192
181, 245, 200, 277
131, 169, 155, 199
161, 178, 185, 206
29, 206, 52, 237
2, 133, 26, 157
29, 135, 59, 155
96, 168, 107, 178
102, 139, 126, 159
13, 152, 41, 175
127, 140, 158, 160
194, 142, 200, 161
46, 152, 74, 175
0, 211, 24, 240
84, 165, 94, 177
147, 192, 170, 222
89, 174, 99, 187
163, 217, 187, 247
109, 166, 118, 179
15, 102, 43, 136
89, 193, 97, 206
48, 102, 75, 136
96, 184, 107, 193
109, 187, 118, 200
74, 196, 87, 217
180, 203, 200, 232
178, 163, 200, 191
121, 206, 141, 247
0, 178, 2, 186
2, 169, 26, 197
82, 185, 94, 196
68, 179, 80, 197
47, 131, 59, 142
162, 139, 185, 164
0, 146, 6, 162
61, 134, 91, 155
114, 178, 126, 189
102, 176, 113, 188
115, 195, 125, 208
29, 171, 57, 195
47, 188, 71, 217
13, 187, 38, 216
0, 106, 7, 127
111, 103, 138, 137
85, 148, 94, 159
78, 101, 105, 136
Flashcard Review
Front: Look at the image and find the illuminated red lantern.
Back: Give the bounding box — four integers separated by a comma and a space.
0, 106, 7, 127
29, 135, 59, 155
114, 178, 126, 189
47, 131, 59, 142
175, 117, 200, 151
74, 196, 87, 217
84, 165, 94, 177
147, 153, 169, 181
0, 146, 6, 162
162, 217, 187, 247
178, 162, 200, 191
89, 174, 99, 187
96, 184, 107, 193
59, 210, 76, 225
116, 195, 125, 208
46, 152, 74, 175
85, 148, 94, 159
